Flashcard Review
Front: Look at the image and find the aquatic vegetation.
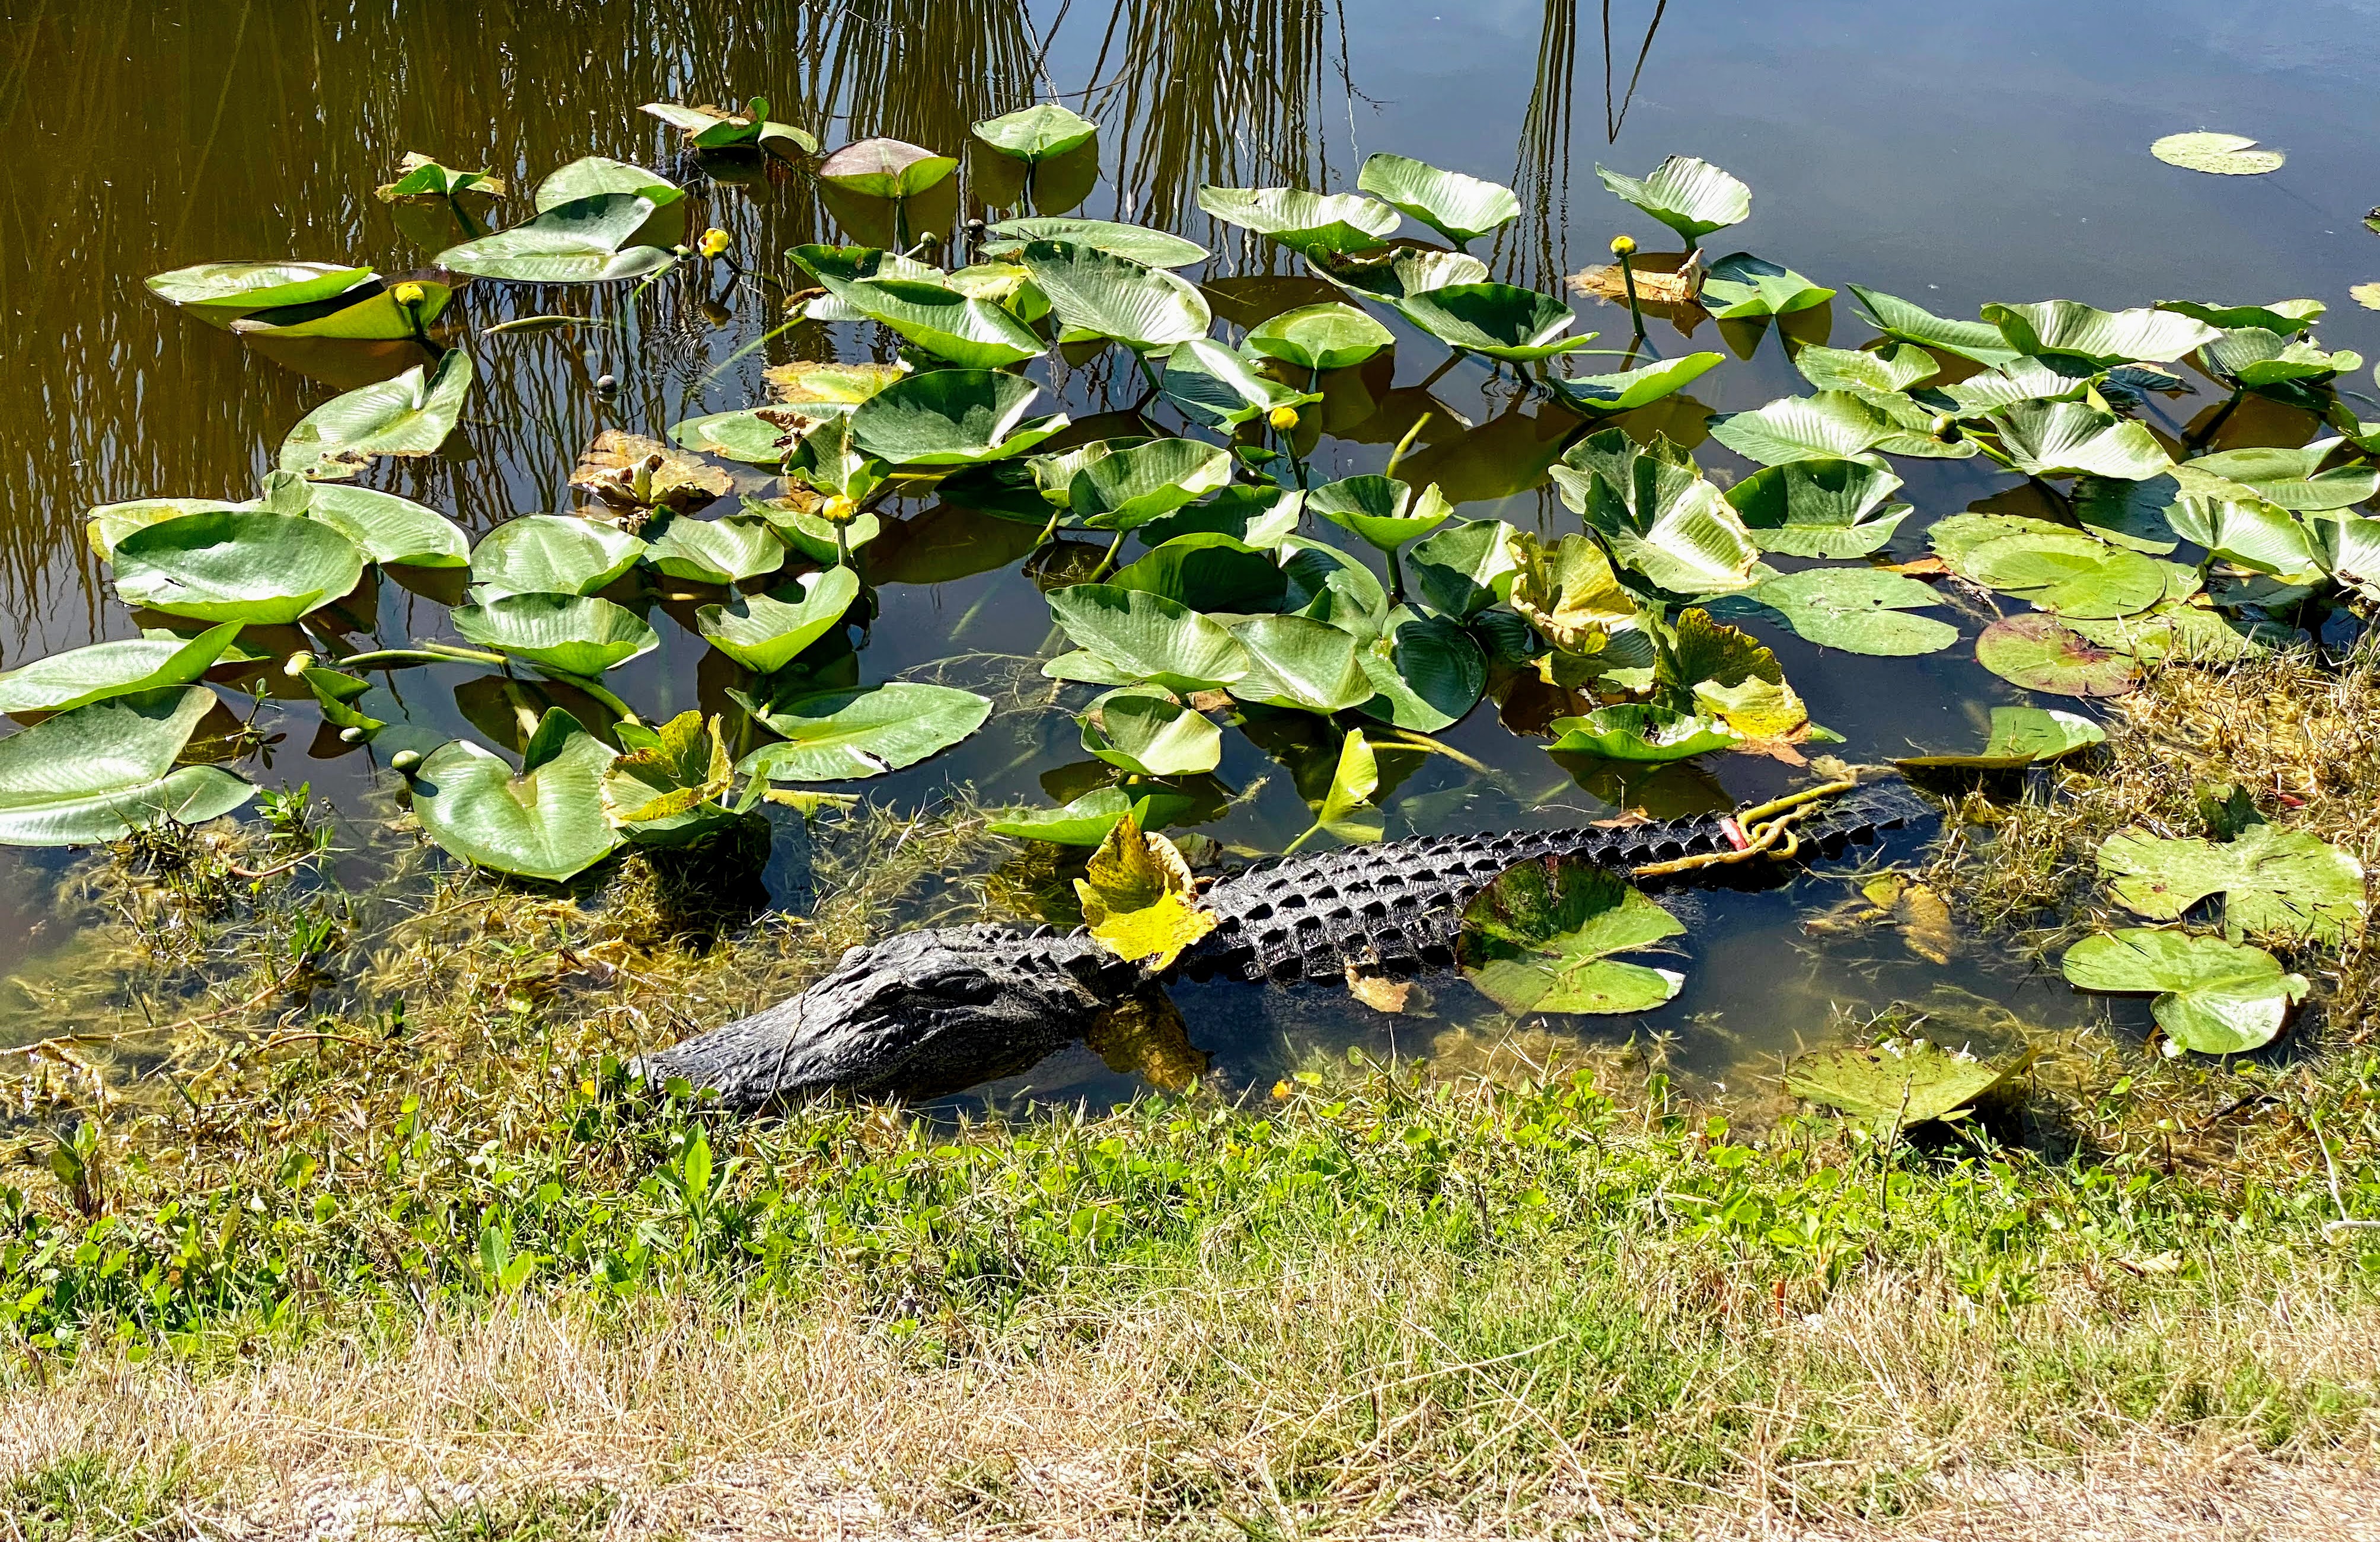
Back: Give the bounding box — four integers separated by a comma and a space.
2149, 130, 2285, 175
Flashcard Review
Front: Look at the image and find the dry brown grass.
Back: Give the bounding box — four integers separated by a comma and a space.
5, 1256, 2376, 1541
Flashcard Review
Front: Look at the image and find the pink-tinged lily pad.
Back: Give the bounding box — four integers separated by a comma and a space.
1973, 612, 2138, 698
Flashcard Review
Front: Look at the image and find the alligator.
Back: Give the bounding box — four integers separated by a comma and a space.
634, 777, 1933, 1110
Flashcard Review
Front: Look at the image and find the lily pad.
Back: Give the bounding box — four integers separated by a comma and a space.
1357, 610, 1487, 732
278, 351, 474, 480
1246, 302, 1395, 373
1784, 1037, 2022, 1129
2150, 132, 2285, 176
1110, 534, 1285, 612
1393, 283, 1600, 363
534, 157, 688, 246
0, 624, 244, 716
2098, 824, 2366, 946
469, 516, 646, 598
411, 708, 621, 882
1896, 705, 2105, 769
1074, 816, 1216, 970
972, 103, 1099, 162
847, 368, 1067, 466
1846, 286, 2022, 369
1973, 612, 2139, 697
1458, 858, 1685, 1014
450, 593, 659, 677
436, 193, 674, 283
1161, 338, 1319, 427
0, 687, 254, 846
1594, 155, 1749, 247
818, 138, 958, 199
816, 274, 1044, 369
2187, 443, 2380, 511
1545, 703, 1742, 762
1546, 352, 1726, 414
987, 786, 1198, 846
229, 281, 454, 341
146, 261, 376, 327
1355, 153, 1520, 247
113, 511, 365, 624
1081, 687, 1222, 777
1549, 430, 1762, 595
641, 513, 786, 587
2197, 327, 2361, 388
1954, 528, 2170, 618
1196, 185, 1400, 257
979, 217, 1208, 269
302, 484, 470, 567
1980, 301, 2221, 366
1699, 253, 1834, 318
1725, 458, 1912, 558
735, 683, 992, 781
2062, 928, 2306, 1055
1017, 239, 1214, 353
1308, 475, 1452, 555
767, 359, 910, 408
86, 499, 245, 563
696, 567, 861, 674
1068, 438, 1235, 529
1230, 614, 1375, 713
1987, 400, 2174, 481
668, 408, 818, 465
1408, 519, 1523, 618
1047, 583, 1252, 693
1791, 342, 1939, 394
1743, 569, 1958, 656
1508, 531, 1636, 654
1709, 391, 1970, 467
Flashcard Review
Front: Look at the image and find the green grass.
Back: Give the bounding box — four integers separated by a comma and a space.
5, 1448, 194, 1541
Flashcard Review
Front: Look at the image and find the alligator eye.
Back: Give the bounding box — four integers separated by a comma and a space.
933, 968, 997, 1004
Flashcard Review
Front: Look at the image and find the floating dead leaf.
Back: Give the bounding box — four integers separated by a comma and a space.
764, 359, 910, 408
1568, 250, 1706, 309
1345, 963, 1414, 1014
570, 431, 733, 515
1897, 883, 1957, 964
1880, 555, 1951, 577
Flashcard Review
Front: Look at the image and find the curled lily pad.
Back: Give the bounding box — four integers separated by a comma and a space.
1929, 356, 2100, 418
1508, 531, 1635, 653
2158, 298, 2325, 335
1230, 614, 1374, 713
0, 624, 243, 716
0, 687, 254, 846
87, 499, 245, 562
229, 282, 454, 341
2187, 443, 2380, 511
1355, 153, 1520, 247
1110, 535, 1283, 612
696, 566, 861, 674
817, 138, 958, 199
570, 431, 733, 515
1075, 816, 1216, 970
1393, 283, 1600, 363
1987, 400, 2172, 481
642, 513, 786, 587
113, 511, 365, 624
1594, 156, 1749, 247
987, 786, 1198, 846
1068, 439, 1234, 529
1792, 343, 1938, 394
816, 274, 1044, 369
469, 516, 645, 598
2098, 825, 2366, 946
1549, 430, 1761, 596
735, 683, 992, 781
602, 710, 738, 844
1016, 239, 1213, 353
534, 157, 688, 246
278, 351, 474, 480
1743, 569, 1957, 656
2062, 928, 2306, 1055
302, 484, 470, 567
1081, 687, 1222, 777
2150, 132, 2285, 176
1709, 391, 1966, 467
1047, 585, 1252, 693
1973, 612, 2139, 697
1196, 185, 1399, 257
1246, 302, 1395, 373
1408, 519, 1523, 618
1725, 458, 1911, 558
1699, 253, 1833, 318
1308, 475, 1452, 555
1546, 704, 1741, 762
451, 593, 659, 676
1980, 301, 2221, 366
980, 217, 1208, 269
1458, 858, 1685, 1014
972, 104, 1098, 162
146, 262, 375, 327
1312, 247, 1489, 303
411, 708, 621, 882
1784, 1037, 2021, 1129
1162, 338, 1318, 428
2198, 327, 2361, 389
2164, 489, 2324, 579
1846, 285, 2022, 369
436, 193, 674, 282
1896, 705, 2105, 769
643, 98, 816, 155
1546, 352, 1725, 414
847, 368, 1067, 466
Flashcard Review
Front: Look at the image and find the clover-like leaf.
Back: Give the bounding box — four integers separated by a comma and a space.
2062, 928, 2306, 1055
1459, 857, 1685, 1014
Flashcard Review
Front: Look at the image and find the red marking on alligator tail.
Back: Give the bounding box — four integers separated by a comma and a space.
1721, 818, 1750, 850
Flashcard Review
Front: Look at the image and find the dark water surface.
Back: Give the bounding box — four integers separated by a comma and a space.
2, 0, 2375, 1100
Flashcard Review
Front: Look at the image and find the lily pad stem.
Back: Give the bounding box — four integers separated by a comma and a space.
1384, 412, 1433, 480
338, 643, 507, 670
539, 668, 642, 727
2190, 386, 2248, 450
1088, 528, 1128, 581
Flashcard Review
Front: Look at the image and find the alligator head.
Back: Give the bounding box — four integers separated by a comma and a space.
631, 923, 1119, 1110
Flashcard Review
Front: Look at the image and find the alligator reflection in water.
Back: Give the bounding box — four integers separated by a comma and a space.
638, 779, 1928, 1110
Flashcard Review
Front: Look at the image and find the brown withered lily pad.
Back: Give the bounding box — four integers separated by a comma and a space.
569, 431, 732, 516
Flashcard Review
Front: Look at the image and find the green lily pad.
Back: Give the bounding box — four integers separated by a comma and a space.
2149, 132, 2285, 177
1546, 352, 1725, 414
1109, 534, 1287, 612
847, 368, 1068, 467
1311, 247, 1489, 304
435, 193, 674, 283
2164, 489, 2325, 579
0, 623, 244, 716
1355, 153, 1520, 247
1047, 583, 1253, 693
1393, 283, 1600, 363
1743, 569, 1957, 656
1791, 342, 1939, 394
468, 516, 646, 598
979, 217, 1208, 269
641, 513, 786, 587
1699, 253, 1834, 318
113, 511, 365, 624
1457, 858, 1685, 1014
450, 593, 659, 677
668, 408, 819, 465
1308, 475, 1452, 555
815, 274, 1045, 370
1161, 338, 1319, 428
2309, 512, 2380, 601
1724, 458, 1912, 558
643, 98, 816, 154
86, 499, 246, 562
229, 281, 454, 341
2157, 298, 2325, 335
2187, 443, 2380, 511
1229, 614, 1375, 713
1407, 519, 1523, 618
2198, 327, 2361, 388
735, 683, 992, 781
1356, 610, 1486, 732
1896, 705, 2105, 769
278, 351, 474, 480
2062, 928, 2306, 1055
1081, 687, 1221, 777
1196, 185, 1400, 257
411, 708, 621, 882
972, 103, 1098, 162
1548, 430, 1761, 595
1988, 400, 2173, 481
1068, 438, 1235, 530
1973, 612, 2139, 697
301, 484, 470, 567
1246, 302, 1396, 373
696, 566, 862, 674
1954, 529, 2171, 617
1847, 286, 2022, 369
987, 786, 1197, 846
0, 687, 254, 846
534, 157, 688, 247
816, 138, 958, 199
1981, 301, 2221, 366
1784, 1037, 2022, 1129
2098, 824, 2366, 946
145, 261, 376, 327
1017, 238, 1214, 353
1709, 391, 1967, 467
1594, 155, 1749, 247
1545, 703, 1742, 762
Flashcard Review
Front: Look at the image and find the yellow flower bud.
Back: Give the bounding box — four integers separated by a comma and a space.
282, 650, 312, 678
698, 227, 732, 258
1928, 413, 1960, 443
1271, 1079, 1292, 1101
821, 494, 857, 523
1609, 234, 1637, 258
391, 281, 426, 305
1266, 404, 1300, 432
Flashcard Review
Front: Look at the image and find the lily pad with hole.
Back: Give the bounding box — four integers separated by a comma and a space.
0, 686, 255, 846
1742, 569, 1958, 656
1081, 686, 1221, 777
734, 683, 993, 781
468, 516, 646, 599
696, 566, 862, 675
2098, 824, 2366, 946
2062, 928, 2306, 1055
277, 351, 474, 480
112, 511, 365, 625
1973, 612, 2139, 697
1896, 705, 2105, 769
449, 593, 659, 677
1458, 857, 1685, 1014
1784, 1037, 2022, 1129
1355, 153, 1520, 248
1724, 458, 1912, 558
411, 708, 621, 882
1594, 156, 1749, 247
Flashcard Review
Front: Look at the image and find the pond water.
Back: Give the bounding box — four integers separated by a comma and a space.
2, 0, 2375, 1105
